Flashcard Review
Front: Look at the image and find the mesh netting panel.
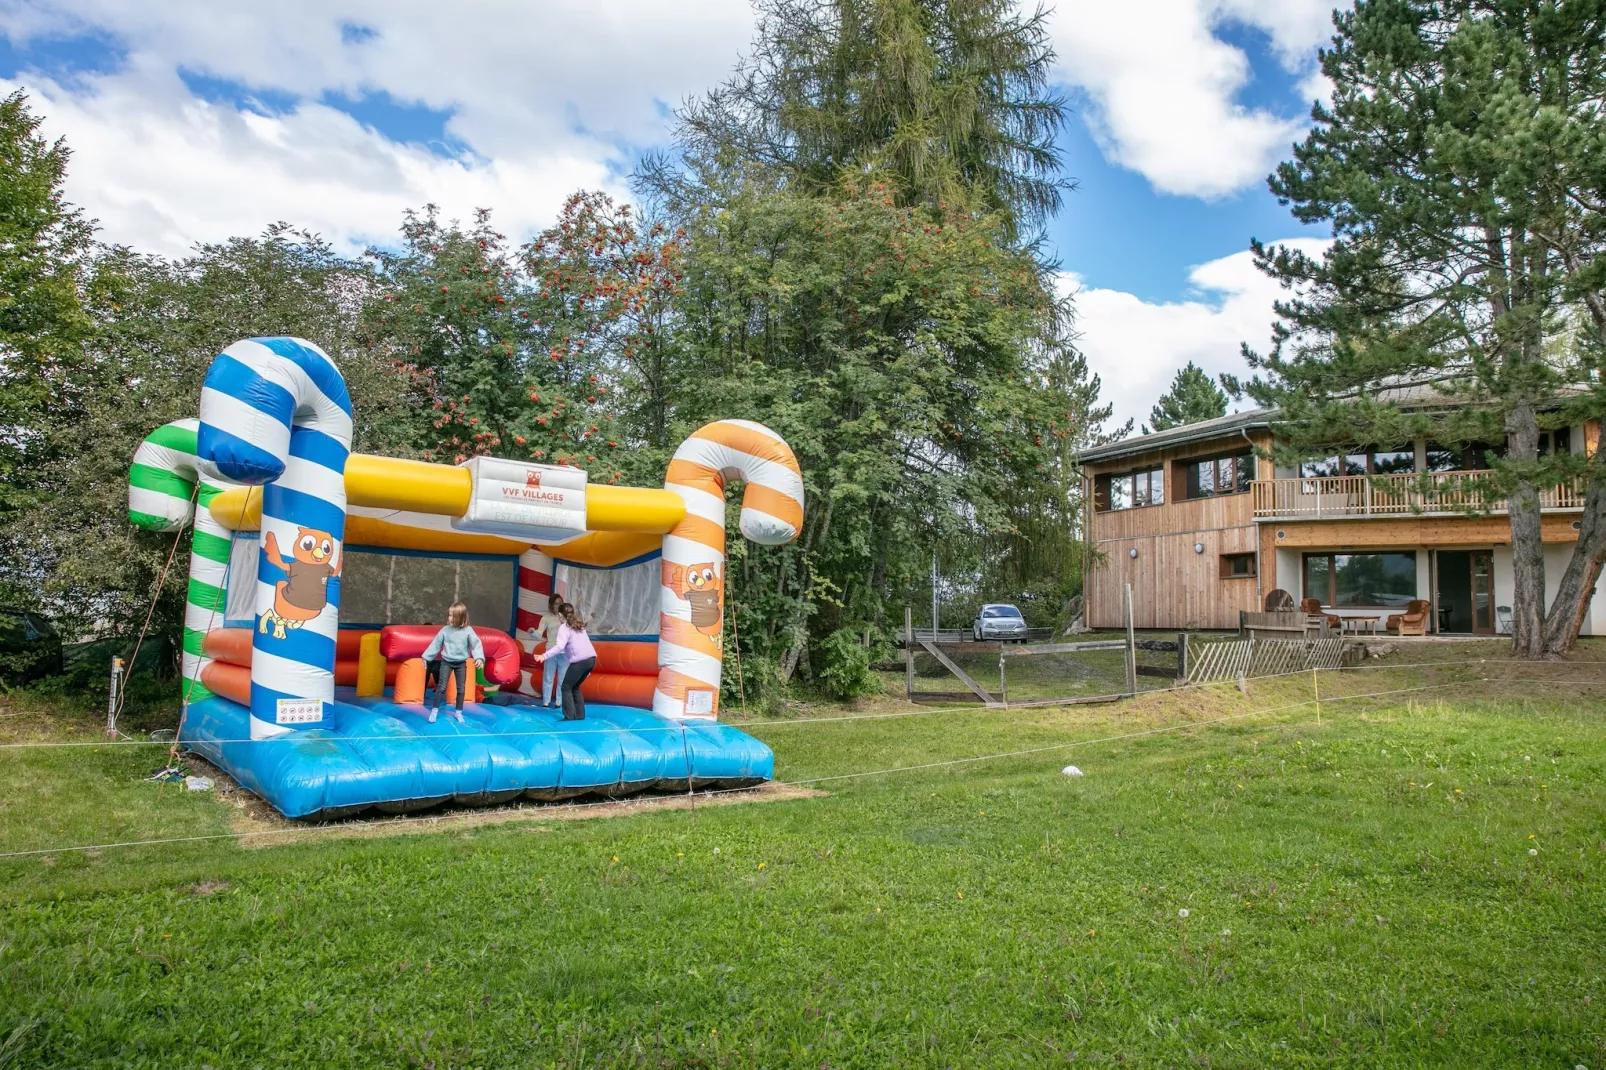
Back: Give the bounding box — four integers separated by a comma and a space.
554, 555, 660, 637
339, 551, 515, 632
224, 534, 259, 627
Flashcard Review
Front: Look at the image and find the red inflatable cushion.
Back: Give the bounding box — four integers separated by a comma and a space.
379, 625, 523, 688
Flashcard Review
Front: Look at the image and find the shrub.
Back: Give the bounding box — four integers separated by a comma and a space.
817, 626, 884, 700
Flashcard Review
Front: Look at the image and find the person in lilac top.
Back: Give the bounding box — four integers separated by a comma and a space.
533, 603, 597, 720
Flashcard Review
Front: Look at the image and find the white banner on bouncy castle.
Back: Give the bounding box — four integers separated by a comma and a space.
196, 337, 353, 740
655, 419, 804, 720
453, 457, 588, 540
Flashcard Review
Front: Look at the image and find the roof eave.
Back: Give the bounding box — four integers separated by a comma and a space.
1080, 410, 1275, 464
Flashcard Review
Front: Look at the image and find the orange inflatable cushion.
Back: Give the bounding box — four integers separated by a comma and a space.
199, 660, 252, 706
201, 627, 252, 667
334, 660, 401, 687
591, 640, 659, 676
579, 672, 657, 709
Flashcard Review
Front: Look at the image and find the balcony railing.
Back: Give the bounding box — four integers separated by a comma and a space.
1251, 470, 1587, 520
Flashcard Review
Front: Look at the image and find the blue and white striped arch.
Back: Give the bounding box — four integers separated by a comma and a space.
198, 337, 353, 740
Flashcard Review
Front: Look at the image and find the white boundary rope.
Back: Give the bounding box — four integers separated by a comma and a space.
0, 676, 1478, 860
787, 681, 1462, 785
0, 656, 1547, 751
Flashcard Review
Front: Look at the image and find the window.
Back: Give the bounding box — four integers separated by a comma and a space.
1183, 452, 1253, 498
1302, 552, 1417, 608
1540, 428, 1572, 456
1370, 448, 1416, 474
1302, 448, 1414, 477
1426, 441, 1505, 472
1097, 466, 1164, 511
1425, 443, 1461, 473
1219, 553, 1256, 579
1300, 454, 1364, 478
982, 605, 1023, 619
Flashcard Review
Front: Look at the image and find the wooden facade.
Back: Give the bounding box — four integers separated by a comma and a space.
1083, 420, 1593, 631
1085, 430, 1274, 631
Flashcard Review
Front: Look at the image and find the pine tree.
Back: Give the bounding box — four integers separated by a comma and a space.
651, 0, 1070, 238
1146, 361, 1227, 433
1239, 0, 1606, 657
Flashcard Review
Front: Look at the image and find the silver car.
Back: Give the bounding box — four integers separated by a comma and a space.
973, 603, 1027, 641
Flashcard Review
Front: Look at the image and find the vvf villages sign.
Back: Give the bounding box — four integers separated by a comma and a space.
452, 457, 589, 539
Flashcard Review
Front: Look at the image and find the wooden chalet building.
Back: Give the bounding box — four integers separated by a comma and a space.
1080, 408, 1605, 635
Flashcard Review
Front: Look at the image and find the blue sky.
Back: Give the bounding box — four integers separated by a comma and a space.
0, 0, 1340, 427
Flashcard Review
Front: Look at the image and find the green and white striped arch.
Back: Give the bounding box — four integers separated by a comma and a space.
129, 419, 244, 702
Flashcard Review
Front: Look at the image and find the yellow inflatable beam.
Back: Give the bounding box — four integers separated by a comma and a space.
208, 454, 686, 535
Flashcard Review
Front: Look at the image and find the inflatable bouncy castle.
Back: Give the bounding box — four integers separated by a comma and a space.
128, 337, 802, 818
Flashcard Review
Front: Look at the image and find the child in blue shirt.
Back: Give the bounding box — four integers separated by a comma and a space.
422, 602, 484, 723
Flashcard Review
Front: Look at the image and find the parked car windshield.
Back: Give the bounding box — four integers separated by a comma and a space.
982, 606, 1022, 618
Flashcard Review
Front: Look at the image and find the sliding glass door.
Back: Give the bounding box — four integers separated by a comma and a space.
1471, 550, 1494, 635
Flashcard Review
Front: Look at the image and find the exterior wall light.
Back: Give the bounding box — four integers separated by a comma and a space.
1194, 543, 1204, 554
1129, 548, 1139, 559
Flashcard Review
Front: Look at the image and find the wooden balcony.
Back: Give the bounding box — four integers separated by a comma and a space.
1251, 470, 1587, 520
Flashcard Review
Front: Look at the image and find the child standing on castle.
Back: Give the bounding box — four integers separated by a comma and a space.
536, 592, 568, 708
422, 601, 485, 723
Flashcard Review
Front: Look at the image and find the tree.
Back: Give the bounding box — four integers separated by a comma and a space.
13, 227, 411, 659
654, 0, 1070, 238
664, 176, 1082, 687
0, 90, 94, 576
978, 299, 1122, 625
364, 201, 676, 483
1239, 0, 1606, 657
520, 192, 688, 475
1146, 361, 1228, 433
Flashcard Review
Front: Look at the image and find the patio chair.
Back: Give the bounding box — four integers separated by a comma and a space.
1264, 588, 1295, 612
1385, 600, 1431, 636
1300, 598, 1342, 632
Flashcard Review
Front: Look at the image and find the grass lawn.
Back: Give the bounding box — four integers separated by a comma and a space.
2, 650, 1604, 1067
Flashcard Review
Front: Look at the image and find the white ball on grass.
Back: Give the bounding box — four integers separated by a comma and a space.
1062, 765, 1084, 777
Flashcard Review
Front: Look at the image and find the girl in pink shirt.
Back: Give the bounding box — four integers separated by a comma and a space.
534, 603, 597, 720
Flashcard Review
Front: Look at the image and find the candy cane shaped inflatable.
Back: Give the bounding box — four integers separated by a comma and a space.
197, 338, 353, 739
656, 419, 804, 719
128, 419, 244, 704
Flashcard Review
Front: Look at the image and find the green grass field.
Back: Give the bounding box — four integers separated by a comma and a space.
2, 648, 1604, 1067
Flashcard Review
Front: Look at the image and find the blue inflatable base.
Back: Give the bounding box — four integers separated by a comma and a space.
179, 689, 774, 820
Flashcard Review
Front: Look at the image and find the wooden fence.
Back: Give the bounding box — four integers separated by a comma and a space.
902, 595, 1354, 706
1185, 636, 1346, 685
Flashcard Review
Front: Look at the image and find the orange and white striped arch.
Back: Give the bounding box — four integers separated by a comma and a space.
655, 420, 804, 719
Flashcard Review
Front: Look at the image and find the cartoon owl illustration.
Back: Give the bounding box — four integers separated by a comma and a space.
260, 528, 341, 640
664, 560, 722, 636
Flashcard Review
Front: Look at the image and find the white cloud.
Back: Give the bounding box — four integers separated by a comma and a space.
0, 0, 1350, 248
1046, 0, 1341, 198
6, 65, 620, 257
0, 0, 756, 255
1066, 237, 1331, 430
